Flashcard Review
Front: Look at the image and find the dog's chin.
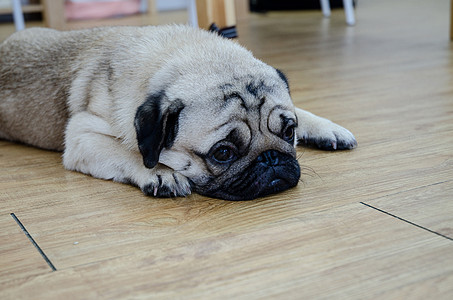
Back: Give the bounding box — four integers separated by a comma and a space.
196, 152, 301, 201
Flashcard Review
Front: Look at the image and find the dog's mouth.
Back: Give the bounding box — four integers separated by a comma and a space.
195, 150, 301, 201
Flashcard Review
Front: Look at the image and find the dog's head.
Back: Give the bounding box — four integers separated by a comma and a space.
134, 39, 300, 200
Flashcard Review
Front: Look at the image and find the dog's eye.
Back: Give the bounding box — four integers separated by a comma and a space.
213, 147, 236, 163
282, 126, 295, 143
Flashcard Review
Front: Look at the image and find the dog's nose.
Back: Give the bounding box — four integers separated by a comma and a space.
256, 150, 280, 166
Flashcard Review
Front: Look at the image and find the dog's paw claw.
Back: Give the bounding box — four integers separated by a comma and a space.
335, 132, 358, 150
142, 181, 190, 198
298, 125, 357, 151
140, 168, 191, 198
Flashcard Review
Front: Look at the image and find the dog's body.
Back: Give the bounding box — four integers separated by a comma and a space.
0, 25, 356, 200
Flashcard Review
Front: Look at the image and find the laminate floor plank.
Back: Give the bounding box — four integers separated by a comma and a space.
1, 0, 452, 298
364, 181, 453, 239
0, 214, 53, 293
1, 204, 452, 299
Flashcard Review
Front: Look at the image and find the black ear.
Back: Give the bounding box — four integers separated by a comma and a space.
275, 68, 290, 93
134, 92, 184, 169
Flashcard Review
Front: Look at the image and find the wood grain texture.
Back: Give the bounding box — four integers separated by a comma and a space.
1, 0, 453, 299
196, 0, 236, 29
41, 0, 65, 30
0, 214, 52, 295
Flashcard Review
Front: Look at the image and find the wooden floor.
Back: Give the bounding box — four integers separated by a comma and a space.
1, 0, 453, 298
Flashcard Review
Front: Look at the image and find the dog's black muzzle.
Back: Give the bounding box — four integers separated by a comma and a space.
199, 150, 301, 201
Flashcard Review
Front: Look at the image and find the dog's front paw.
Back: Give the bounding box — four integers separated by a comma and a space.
140, 165, 192, 198
297, 120, 357, 151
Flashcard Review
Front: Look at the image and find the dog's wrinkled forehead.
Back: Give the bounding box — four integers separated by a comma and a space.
212, 71, 293, 112
219, 73, 294, 116
220, 78, 281, 107
175, 72, 296, 151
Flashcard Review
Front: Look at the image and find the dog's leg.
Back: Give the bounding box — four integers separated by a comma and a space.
295, 107, 357, 150
63, 112, 191, 197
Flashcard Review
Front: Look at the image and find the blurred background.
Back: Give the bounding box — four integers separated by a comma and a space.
0, 0, 362, 40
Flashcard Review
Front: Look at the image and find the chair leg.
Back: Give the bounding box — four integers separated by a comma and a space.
195, 0, 236, 30
343, 0, 356, 26
188, 0, 198, 27
11, 0, 25, 31
450, 0, 453, 40
320, 0, 331, 17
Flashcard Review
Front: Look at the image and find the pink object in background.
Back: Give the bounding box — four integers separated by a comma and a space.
65, 0, 141, 21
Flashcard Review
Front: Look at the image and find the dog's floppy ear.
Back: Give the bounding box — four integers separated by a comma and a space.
275, 68, 290, 92
135, 92, 184, 169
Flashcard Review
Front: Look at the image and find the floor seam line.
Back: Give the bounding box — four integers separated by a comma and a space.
359, 202, 453, 242
10, 213, 57, 271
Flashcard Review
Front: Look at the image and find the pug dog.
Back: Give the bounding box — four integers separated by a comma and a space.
0, 25, 357, 200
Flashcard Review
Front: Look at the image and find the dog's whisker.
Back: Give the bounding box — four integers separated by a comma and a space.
300, 172, 316, 178
298, 164, 322, 181
296, 149, 306, 161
